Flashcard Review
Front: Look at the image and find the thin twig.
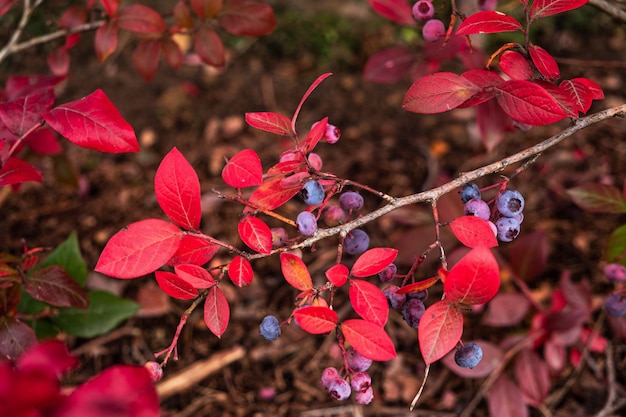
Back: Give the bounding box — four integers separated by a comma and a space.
589, 0, 626, 24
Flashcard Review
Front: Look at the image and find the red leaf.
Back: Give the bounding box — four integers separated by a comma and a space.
222, 148, 263, 188
47, 48, 70, 77
167, 235, 219, 266
0, 157, 43, 186
495, 80, 566, 125
43, 89, 139, 153
397, 276, 440, 294
245, 173, 304, 212
449, 216, 498, 248
132, 39, 161, 82
190, 0, 223, 19
351, 248, 398, 278
528, 44, 559, 81
299, 116, 327, 154
534, 80, 578, 117
483, 293, 531, 326
155, 147, 202, 230
23, 127, 62, 155
25, 265, 88, 308
362, 46, 415, 84
349, 279, 389, 326
16, 339, 78, 377
368, 0, 414, 25
499, 50, 533, 80
95, 219, 183, 279
341, 319, 396, 361
174, 264, 215, 288
4, 75, 65, 100
530, 0, 588, 21
418, 300, 464, 364
218, 0, 276, 36
228, 255, 254, 287
456, 11, 523, 35
204, 286, 229, 338
174, 1, 194, 28
487, 374, 530, 417
245, 112, 293, 136
294, 306, 338, 334
443, 340, 504, 378
475, 100, 512, 152
567, 183, 626, 213
161, 38, 184, 69
155, 271, 198, 300
325, 263, 349, 287
94, 20, 118, 62
291, 72, 333, 131
402, 72, 480, 114
559, 79, 592, 113
459, 69, 504, 108
508, 230, 550, 282
100, 0, 119, 16
238, 216, 272, 254
118, 4, 166, 33
571, 77, 603, 100
0, 0, 17, 16
194, 27, 225, 67
0, 319, 36, 360
280, 253, 312, 291
0, 88, 54, 136
514, 348, 551, 406
444, 246, 500, 305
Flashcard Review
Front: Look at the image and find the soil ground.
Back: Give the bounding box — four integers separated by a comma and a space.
2, 1, 626, 416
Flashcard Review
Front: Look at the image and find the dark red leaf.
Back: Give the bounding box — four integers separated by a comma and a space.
458, 69, 503, 108
508, 229, 550, 282
194, 27, 225, 67
245, 112, 293, 136
559, 79, 592, 113
0, 157, 43, 186
0, 88, 54, 136
190, 0, 223, 19
487, 374, 530, 417
0, 0, 17, 16
325, 263, 349, 287
499, 50, 533, 80
449, 216, 498, 248
155, 147, 202, 230
245, 173, 304, 212
418, 300, 464, 364
483, 293, 531, 326
456, 11, 523, 35
94, 21, 118, 62
218, 0, 276, 36
238, 216, 272, 254
155, 271, 198, 300
228, 256, 254, 287
222, 148, 263, 188
204, 286, 229, 337
0, 319, 37, 360
514, 348, 551, 406
100, 0, 119, 16
351, 248, 398, 278
475, 100, 512, 152
25, 265, 88, 308
530, 0, 588, 21
132, 39, 161, 82
4, 75, 65, 100
47, 48, 70, 77
368, 0, 414, 25
43, 89, 139, 153
443, 340, 504, 378
58, 5, 87, 29
167, 235, 219, 266
567, 183, 626, 213
403, 72, 480, 114
341, 319, 396, 361
294, 306, 338, 334
174, 1, 194, 28
362, 46, 415, 84
174, 264, 215, 289
161, 38, 184, 69
118, 4, 166, 33
495, 80, 566, 125
349, 279, 389, 326
16, 339, 78, 377
95, 219, 183, 279
528, 44, 560, 81
444, 246, 500, 305
280, 253, 312, 291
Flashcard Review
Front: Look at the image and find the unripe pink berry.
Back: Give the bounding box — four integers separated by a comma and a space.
477, 0, 498, 11
355, 386, 374, 404
323, 205, 347, 226
324, 124, 341, 144
307, 152, 323, 171
412, 0, 435, 22
422, 19, 446, 42
144, 361, 163, 383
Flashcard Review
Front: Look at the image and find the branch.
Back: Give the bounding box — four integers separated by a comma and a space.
589, 0, 626, 24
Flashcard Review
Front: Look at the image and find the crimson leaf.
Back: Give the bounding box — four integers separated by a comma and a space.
403, 72, 480, 114
349, 279, 389, 326
294, 306, 338, 334
456, 11, 523, 35
341, 319, 396, 361
418, 300, 463, 364
495, 80, 566, 125
204, 286, 229, 338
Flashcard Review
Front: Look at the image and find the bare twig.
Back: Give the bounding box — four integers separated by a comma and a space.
589, 0, 626, 24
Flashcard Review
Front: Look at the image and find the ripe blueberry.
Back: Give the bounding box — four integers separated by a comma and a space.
383, 285, 406, 310
422, 19, 446, 42
604, 263, 626, 283
321, 367, 340, 390
259, 315, 281, 341
496, 189, 525, 217
301, 180, 325, 206
605, 294, 626, 317
378, 263, 397, 283
460, 183, 481, 203
346, 347, 372, 372
412, 0, 435, 21
327, 378, 351, 401
454, 342, 483, 368
402, 298, 425, 328
350, 372, 371, 393
344, 229, 370, 255
339, 191, 364, 211
464, 198, 490, 220
355, 386, 374, 405
495, 216, 520, 242
296, 211, 318, 236
407, 288, 428, 302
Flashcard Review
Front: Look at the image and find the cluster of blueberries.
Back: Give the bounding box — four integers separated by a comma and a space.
603, 263, 626, 317
412, 0, 497, 42
320, 348, 374, 404
460, 183, 525, 243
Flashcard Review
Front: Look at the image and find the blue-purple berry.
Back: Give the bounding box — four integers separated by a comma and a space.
422, 18, 446, 42
605, 294, 626, 317
344, 229, 369, 255
327, 378, 351, 401
355, 386, 374, 404
412, 0, 435, 22
259, 315, 281, 341
339, 191, 364, 211
296, 211, 318, 236
321, 367, 340, 390
350, 372, 371, 393
346, 347, 372, 372
460, 183, 481, 203
454, 342, 483, 368
477, 0, 498, 11
496, 189, 525, 217
402, 298, 425, 328
464, 198, 490, 220
495, 216, 520, 242
301, 180, 325, 206
383, 285, 406, 310
378, 263, 397, 283
407, 288, 428, 302
604, 263, 626, 283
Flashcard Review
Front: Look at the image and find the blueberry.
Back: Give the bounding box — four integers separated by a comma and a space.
259, 315, 281, 341
402, 298, 425, 328
460, 183, 481, 203
339, 191, 364, 211
301, 180, 325, 206
464, 198, 490, 220
495, 217, 520, 242
378, 263, 397, 283
407, 288, 428, 302
327, 378, 351, 401
412, 0, 435, 21
383, 285, 407, 310
355, 386, 374, 404
346, 347, 372, 372
477, 0, 498, 11
296, 211, 318, 236
454, 342, 483, 369
323, 205, 347, 226
422, 19, 446, 42
321, 367, 340, 390
604, 263, 626, 283
350, 372, 371, 393
344, 229, 369, 255
496, 189, 525, 217
605, 294, 626, 317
